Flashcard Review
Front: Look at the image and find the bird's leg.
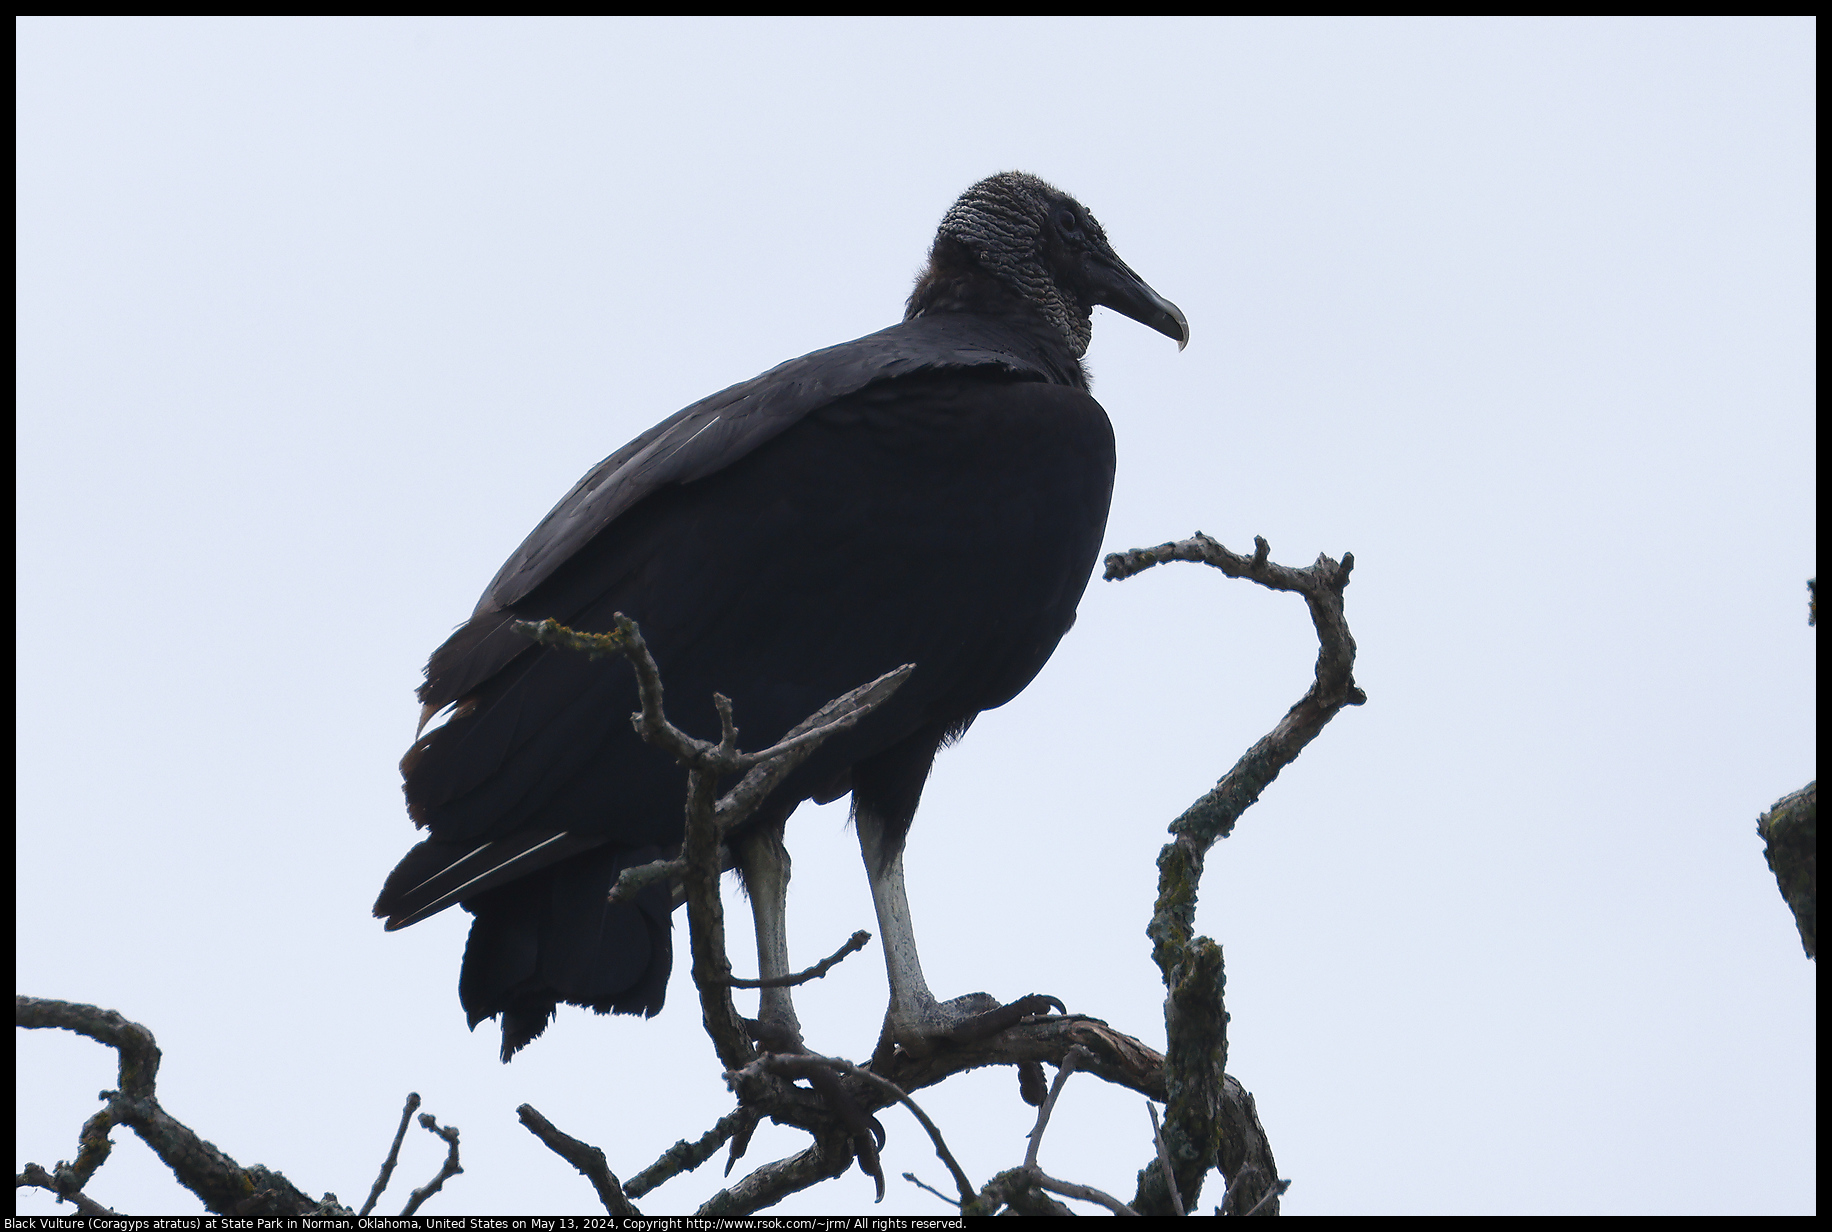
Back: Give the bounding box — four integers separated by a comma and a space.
857, 817, 943, 1036
857, 811, 1061, 1069
737, 827, 802, 1044
736, 826, 887, 1195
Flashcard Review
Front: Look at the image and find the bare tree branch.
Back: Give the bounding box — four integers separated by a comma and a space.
1024, 1046, 1090, 1170
734, 1052, 973, 1207
1216, 1075, 1284, 1215
517, 1104, 639, 1215
1104, 533, 1363, 892
518, 616, 921, 1210
358, 1092, 420, 1216
521, 572, 1319, 1215
625, 1107, 753, 1199
695, 1133, 854, 1216
19, 524, 1344, 1219
1241, 1177, 1294, 1216
521, 616, 908, 1075
1758, 781, 1816, 960
1148, 1101, 1186, 1217
726, 930, 872, 988
16, 1162, 116, 1216
1027, 1168, 1138, 1216
399, 1113, 461, 1216
1133, 936, 1227, 1213
15, 996, 351, 1217
902, 1171, 960, 1206
1109, 533, 1357, 1215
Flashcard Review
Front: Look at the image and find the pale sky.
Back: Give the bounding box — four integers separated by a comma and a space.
17, 16, 1815, 1216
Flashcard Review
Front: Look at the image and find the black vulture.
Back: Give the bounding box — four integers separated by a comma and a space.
376, 171, 1187, 1062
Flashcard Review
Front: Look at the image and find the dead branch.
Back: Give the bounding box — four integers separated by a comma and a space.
1240, 1177, 1294, 1216
1757, 781, 1816, 960
520, 615, 912, 1081
625, 1107, 753, 1199
523, 562, 1321, 1215
1215, 1075, 1282, 1215
736, 1051, 973, 1206
1025, 1168, 1138, 1216
398, 1113, 461, 1216
726, 930, 872, 988
16, 1162, 116, 1216
14, 996, 351, 1217
1109, 532, 1358, 1215
695, 1132, 854, 1216
358, 1092, 420, 1216
1134, 936, 1227, 1212
1148, 1101, 1185, 1216
521, 617, 917, 1210
902, 1171, 960, 1206
1023, 1046, 1091, 1170
517, 1104, 639, 1215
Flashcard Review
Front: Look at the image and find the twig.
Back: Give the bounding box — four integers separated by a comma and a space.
1024, 1046, 1090, 1169
708, 664, 916, 828
608, 854, 689, 903
679, 734, 754, 1072
726, 930, 872, 988
517, 1104, 638, 1215
15, 1162, 116, 1216
1242, 1177, 1293, 1216
625, 1107, 753, 1199
902, 1171, 960, 1206
359, 1093, 420, 1216
399, 1114, 461, 1216
1028, 1168, 1137, 1216
973, 1168, 1072, 1216
517, 617, 913, 789
1147, 1101, 1185, 1217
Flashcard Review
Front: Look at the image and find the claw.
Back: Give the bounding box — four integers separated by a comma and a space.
724, 1109, 759, 1176
941, 992, 1067, 1044
1018, 1060, 1049, 1106
745, 1018, 885, 1201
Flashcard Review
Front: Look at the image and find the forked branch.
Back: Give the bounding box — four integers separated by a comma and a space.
1108, 532, 1357, 1215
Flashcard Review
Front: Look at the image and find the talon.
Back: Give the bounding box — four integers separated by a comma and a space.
1021, 993, 1067, 1018
899, 992, 1069, 1047
1018, 1060, 1049, 1106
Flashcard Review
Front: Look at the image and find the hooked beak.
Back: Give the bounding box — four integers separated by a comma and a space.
1082, 254, 1189, 351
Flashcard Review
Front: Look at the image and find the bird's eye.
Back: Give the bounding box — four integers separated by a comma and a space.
1057, 209, 1080, 236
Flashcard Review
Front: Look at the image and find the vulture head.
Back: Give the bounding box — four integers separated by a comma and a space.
908, 170, 1189, 357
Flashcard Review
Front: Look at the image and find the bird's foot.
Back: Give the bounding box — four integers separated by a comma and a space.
870, 991, 1066, 1070
743, 1017, 888, 1203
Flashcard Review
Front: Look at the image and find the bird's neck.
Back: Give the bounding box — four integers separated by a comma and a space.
904, 237, 1092, 386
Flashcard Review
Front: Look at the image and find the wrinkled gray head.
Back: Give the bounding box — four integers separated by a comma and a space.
936, 171, 1187, 358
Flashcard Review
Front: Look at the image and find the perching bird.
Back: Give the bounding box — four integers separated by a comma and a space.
377, 171, 1187, 1062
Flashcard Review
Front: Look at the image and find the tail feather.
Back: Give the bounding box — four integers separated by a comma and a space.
374, 829, 609, 930
458, 844, 674, 1060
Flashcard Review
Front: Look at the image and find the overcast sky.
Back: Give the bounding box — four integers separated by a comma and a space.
16, 16, 1814, 1217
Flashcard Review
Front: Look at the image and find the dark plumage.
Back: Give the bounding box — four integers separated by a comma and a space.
376, 171, 1186, 1060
